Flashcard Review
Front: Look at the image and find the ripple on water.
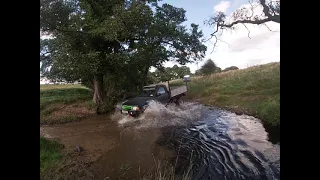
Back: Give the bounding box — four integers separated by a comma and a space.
112, 102, 280, 180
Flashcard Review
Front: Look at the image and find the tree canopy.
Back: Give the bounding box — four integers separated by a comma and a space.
152, 65, 191, 82
40, 0, 207, 112
223, 66, 239, 72
198, 59, 217, 75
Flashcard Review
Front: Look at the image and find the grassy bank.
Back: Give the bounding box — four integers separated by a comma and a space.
40, 137, 98, 180
40, 84, 95, 125
171, 62, 280, 126
40, 137, 63, 177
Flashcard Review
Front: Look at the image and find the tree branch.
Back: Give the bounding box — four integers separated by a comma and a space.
260, 0, 280, 23
264, 23, 273, 31
207, 0, 279, 49
243, 23, 251, 39
204, 21, 219, 45
206, 31, 230, 54
217, 0, 279, 29
260, 0, 274, 18
248, 0, 255, 19
220, 17, 274, 28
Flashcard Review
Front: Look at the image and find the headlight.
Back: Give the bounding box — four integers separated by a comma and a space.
132, 106, 140, 111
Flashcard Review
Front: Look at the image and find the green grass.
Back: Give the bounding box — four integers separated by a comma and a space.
40, 84, 95, 125
40, 137, 64, 176
171, 62, 280, 126
40, 88, 92, 109
40, 84, 87, 90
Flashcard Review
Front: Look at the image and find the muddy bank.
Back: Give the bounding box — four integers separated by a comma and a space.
40, 115, 119, 159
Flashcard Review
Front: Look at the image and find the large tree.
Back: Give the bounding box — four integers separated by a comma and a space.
40, 0, 206, 112
152, 65, 191, 82
208, 0, 280, 46
223, 66, 239, 72
131, 3, 206, 90
199, 59, 217, 75
171, 65, 191, 79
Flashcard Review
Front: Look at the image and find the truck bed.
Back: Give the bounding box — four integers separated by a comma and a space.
170, 85, 187, 97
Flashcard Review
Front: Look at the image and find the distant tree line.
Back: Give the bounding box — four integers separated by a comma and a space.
194, 59, 239, 76
148, 65, 191, 83
147, 60, 240, 83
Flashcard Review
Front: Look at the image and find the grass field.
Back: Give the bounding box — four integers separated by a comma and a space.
40, 137, 63, 177
40, 84, 86, 90
171, 62, 280, 126
40, 84, 95, 125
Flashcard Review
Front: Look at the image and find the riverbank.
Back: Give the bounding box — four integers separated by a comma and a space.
40, 85, 95, 125
40, 137, 63, 178
171, 62, 280, 127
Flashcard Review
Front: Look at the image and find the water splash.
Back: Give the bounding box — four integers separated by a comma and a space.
113, 101, 205, 128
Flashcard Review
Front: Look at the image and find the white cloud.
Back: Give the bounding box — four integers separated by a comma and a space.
214, 1, 231, 13
181, 2, 280, 72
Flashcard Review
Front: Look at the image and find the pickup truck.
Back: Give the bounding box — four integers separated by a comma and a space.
120, 81, 187, 117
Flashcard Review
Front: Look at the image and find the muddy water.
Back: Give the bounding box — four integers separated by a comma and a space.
40, 116, 122, 162
40, 101, 280, 180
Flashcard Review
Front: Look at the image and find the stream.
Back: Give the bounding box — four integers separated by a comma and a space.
40, 101, 280, 180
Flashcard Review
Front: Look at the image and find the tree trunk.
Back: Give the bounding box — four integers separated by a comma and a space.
87, 77, 95, 91
92, 74, 104, 114
139, 66, 150, 93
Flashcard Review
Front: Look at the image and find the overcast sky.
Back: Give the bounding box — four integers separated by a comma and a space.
160, 0, 280, 72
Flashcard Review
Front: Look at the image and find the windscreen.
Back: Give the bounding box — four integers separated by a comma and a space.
139, 87, 155, 97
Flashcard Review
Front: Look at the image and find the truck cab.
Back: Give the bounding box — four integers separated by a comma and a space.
120, 81, 187, 117
142, 84, 170, 103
